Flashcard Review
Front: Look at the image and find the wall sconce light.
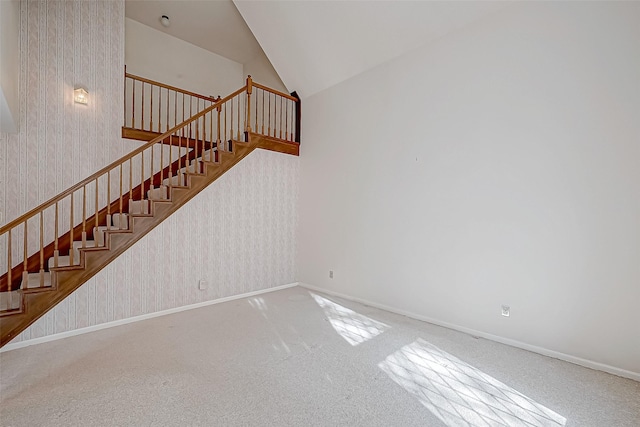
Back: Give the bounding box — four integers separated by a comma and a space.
160, 15, 170, 27
74, 87, 88, 105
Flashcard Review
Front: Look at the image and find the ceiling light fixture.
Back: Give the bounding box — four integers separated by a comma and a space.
160, 15, 170, 27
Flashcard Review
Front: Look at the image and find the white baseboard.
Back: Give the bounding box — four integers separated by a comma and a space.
1, 282, 299, 353
299, 282, 640, 382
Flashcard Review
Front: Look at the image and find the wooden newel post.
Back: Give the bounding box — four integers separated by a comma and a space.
216, 96, 222, 150
246, 75, 253, 133
291, 91, 301, 143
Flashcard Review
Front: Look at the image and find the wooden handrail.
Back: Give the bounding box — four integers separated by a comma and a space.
1, 75, 302, 312
1, 75, 301, 316
125, 72, 217, 102
0, 86, 247, 234
252, 82, 298, 101
0, 143, 210, 294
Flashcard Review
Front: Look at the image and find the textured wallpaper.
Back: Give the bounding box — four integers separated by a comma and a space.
13, 149, 299, 343
0, 0, 125, 225
1, 0, 300, 344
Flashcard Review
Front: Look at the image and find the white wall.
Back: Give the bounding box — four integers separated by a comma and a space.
298, 2, 640, 375
125, 18, 243, 100
243, 50, 287, 94
234, 0, 506, 99
0, 0, 22, 133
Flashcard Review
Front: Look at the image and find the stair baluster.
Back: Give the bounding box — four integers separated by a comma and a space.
39, 212, 44, 287
94, 179, 99, 247
7, 230, 12, 306
54, 202, 59, 267
69, 193, 74, 266
22, 222, 27, 289
0, 76, 300, 345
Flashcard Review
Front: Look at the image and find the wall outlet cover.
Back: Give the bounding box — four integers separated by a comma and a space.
198, 279, 207, 290
501, 305, 510, 317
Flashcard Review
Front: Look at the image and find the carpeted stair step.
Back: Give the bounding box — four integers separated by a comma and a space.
128, 200, 149, 215
72, 240, 101, 260
0, 290, 21, 311
111, 213, 129, 230
179, 163, 203, 175
187, 162, 201, 174
21, 272, 53, 290
93, 225, 129, 246
190, 159, 206, 173
94, 210, 133, 245
147, 186, 168, 201
48, 255, 81, 269
93, 226, 110, 246
162, 174, 185, 187
199, 149, 217, 163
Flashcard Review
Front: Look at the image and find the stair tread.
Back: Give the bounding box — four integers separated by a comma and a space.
95, 225, 111, 231
179, 166, 203, 175
73, 240, 102, 250
94, 224, 128, 247
162, 174, 185, 187
95, 225, 127, 233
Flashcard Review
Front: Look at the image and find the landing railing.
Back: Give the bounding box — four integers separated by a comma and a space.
0, 76, 300, 313
123, 69, 218, 134
251, 82, 300, 143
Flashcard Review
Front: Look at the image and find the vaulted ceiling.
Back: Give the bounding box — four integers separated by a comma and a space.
126, 1, 508, 99
125, 0, 263, 64
234, 1, 508, 98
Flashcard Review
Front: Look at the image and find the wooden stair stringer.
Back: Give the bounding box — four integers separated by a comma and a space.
249, 132, 300, 156
0, 147, 201, 294
0, 139, 258, 347
122, 127, 215, 150
122, 127, 298, 156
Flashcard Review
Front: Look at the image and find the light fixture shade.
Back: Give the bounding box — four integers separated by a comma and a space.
74, 87, 88, 105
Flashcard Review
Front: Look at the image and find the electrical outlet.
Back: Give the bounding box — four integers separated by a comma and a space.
329, 270, 334, 279
501, 305, 510, 317
198, 279, 207, 290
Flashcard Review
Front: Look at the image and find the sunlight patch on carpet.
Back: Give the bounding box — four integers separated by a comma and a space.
310, 293, 389, 346
379, 339, 566, 426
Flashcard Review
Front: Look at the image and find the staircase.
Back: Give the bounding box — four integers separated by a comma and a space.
0, 75, 300, 347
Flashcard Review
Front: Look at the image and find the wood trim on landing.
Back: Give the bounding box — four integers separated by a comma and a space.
123, 127, 300, 157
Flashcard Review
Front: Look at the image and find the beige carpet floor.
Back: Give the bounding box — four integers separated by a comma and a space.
1, 285, 638, 426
